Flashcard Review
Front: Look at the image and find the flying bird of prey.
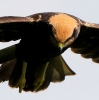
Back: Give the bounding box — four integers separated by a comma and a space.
0, 12, 99, 93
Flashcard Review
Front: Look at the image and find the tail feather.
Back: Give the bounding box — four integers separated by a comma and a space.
0, 59, 16, 82
0, 58, 23, 88
0, 55, 75, 92
8, 58, 23, 88
50, 55, 75, 82
35, 55, 75, 92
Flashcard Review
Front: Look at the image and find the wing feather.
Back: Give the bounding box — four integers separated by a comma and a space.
0, 16, 35, 42
71, 21, 99, 63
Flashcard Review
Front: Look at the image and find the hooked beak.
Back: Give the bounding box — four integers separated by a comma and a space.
58, 42, 64, 50
58, 37, 75, 51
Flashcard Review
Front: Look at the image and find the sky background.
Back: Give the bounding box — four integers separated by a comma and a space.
0, 0, 99, 100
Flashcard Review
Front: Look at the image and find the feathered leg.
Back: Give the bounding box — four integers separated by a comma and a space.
15, 61, 27, 93
33, 62, 49, 92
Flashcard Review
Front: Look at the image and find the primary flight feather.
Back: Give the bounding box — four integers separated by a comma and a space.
0, 12, 98, 93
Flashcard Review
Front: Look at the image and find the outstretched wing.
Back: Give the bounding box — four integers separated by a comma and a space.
71, 20, 99, 63
0, 12, 59, 42
0, 16, 34, 42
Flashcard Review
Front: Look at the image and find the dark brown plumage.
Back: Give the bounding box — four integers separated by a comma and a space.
0, 12, 99, 93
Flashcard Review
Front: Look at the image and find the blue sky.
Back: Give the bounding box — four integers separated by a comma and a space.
0, 0, 99, 100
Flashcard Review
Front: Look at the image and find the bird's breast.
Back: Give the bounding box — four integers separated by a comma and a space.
16, 39, 61, 63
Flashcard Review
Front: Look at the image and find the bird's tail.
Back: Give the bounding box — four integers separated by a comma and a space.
0, 45, 75, 92
32, 55, 75, 92
22, 55, 75, 92
0, 45, 16, 82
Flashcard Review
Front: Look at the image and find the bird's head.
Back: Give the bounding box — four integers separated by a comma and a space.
49, 13, 80, 50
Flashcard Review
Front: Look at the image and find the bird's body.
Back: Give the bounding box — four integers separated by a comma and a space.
0, 12, 99, 92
